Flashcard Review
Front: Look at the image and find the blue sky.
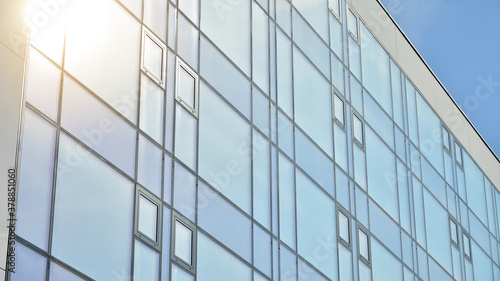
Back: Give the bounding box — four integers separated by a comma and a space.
379, 0, 500, 158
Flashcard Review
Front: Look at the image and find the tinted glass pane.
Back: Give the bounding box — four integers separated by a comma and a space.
140, 74, 164, 144
253, 2, 270, 94
278, 153, 296, 249
175, 220, 193, 264
52, 134, 134, 281
276, 0, 291, 36
172, 263, 194, 281
198, 183, 252, 261
369, 200, 401, 257
366, 128, 398, 220
179, 0, 199, 26
293, 0, 328, 40
17, 110, 55, 251
174, 105, 197, 171
364, 92, 394, 149
253, 224, 272, 277
277, 29, 293, 116
423, 190, 452, 272
134, 240, 160, 281
372, 239, 402, 281
138, 137, 162, 198
472, 242, 493, 281
61, 76, 136, 176
296, 170, 336, 279
348, 9, 358, 38
144, 0, 167, 42
338, 244, 353, 281
173, 162, 197, 221
416, 94, 444, 175
26, 48, 60, 120
200, 0, 250, 75
139, 195, 158, 241
292, 10, 330, 77
200, 37, 251, 118
199, 82, 251, 213
65, 0, 140, 122
144, 34, 164, 81
253, 131, 271, 229
334, 123, 347, 171
464, 153, 488, 225
330, 14, 342, 57
360, 24, 391, 115
10, 243, 46, 281
442, 127, 450, 151
450, 220, 458, 244
178, 15, 199, 70
293, 47, 333, 157
197, 233, 252, 281
49, 262, 85, 281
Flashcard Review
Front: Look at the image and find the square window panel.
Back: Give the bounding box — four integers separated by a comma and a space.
142, 27, 166, 88
175, 58, 199, 116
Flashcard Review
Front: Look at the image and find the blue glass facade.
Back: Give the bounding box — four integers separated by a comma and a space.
6, 0, 500, 280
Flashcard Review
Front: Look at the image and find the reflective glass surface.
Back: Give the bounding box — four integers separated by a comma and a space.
174, 220, 193, 264
52, 134, 134, 281
49, 262, 85, 281
144, 33, 164, 81
134, 240, 160, 281
138, 195, 158, 241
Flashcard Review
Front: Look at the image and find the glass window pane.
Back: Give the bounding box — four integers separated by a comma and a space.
296, 170, 336, 280
293, 0, 328, 41
252, 2, 270, 94
278, 153, 296, 250
174, 104, 198, 171
359, 229, 369, 261
61, 76, 136, 176
144, 0, 167, 42
253, 223, 272, 277
200, 0, 250, 75
276, 0, 291, 36
253, 131, 271, 230
416, 94, 444, 175
455, 142, 463, 166
134, 240, 160, 281
277, 29, 293, 116
329, 0, 340, 17
173, 162, 197, 222
200, 37, 251, 118
198, 82, 251, 213
172, 263, 194, 281
139, 195, 158, 241
293, 47, 333, 157
338, 244, 353, 281
177, 15, 199, 70
140, 74, 164, 144
348, 9, 358, 39
178, 0, 199, 26
353, 114, 363, 144
175, 220, 193, 264
144, 33, 164, 82
369, 200, 401, 257
65, 0, 140, 122
372, 239, 403, 281
137, 135, 163, 197
26, 48, 60, 120
17, 110, 55, 251
198, 183, 252, 261
10, 243, 46, 281
463, 233, 471, 258
52, 134, 134, 281
49, 262, 85, 281
197, 233, 252, 281
338, 211, 350, 244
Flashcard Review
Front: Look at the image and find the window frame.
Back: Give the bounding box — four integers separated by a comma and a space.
171, 211, 197, 274
141, 26, 167, 89
455, 141, 463, 168
352, 112, 364, 148
337, 207, 351, 248
357, 225, 371, 265
333, 88, 346, 128
134, 185, 163, 251
462, 231, 472, 261
175, 57, 199, 117
449, 217, 459, 248
442, 125, 451, 153
328, 0, 341, 21
347, 6, 359, 41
